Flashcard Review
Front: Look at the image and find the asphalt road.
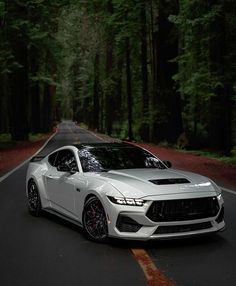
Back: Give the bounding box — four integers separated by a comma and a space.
0, 121, 236, 286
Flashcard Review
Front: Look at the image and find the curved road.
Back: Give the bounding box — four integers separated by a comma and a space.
0, 121, 236, 286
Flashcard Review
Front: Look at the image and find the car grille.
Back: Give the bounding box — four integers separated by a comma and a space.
154, 222, 212, 235
146, 197, 219, 222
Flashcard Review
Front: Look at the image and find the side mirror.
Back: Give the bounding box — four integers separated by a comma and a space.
57, 164, 78, 174
57, 164, 70, 172
163, 160, 172, 168
69, 167, 77, 174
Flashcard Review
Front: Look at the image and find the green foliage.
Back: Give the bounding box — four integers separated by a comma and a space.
54, 0, 235, 151
29, 133, 44, 141
1, 0, 235, 153
0, 0, 70, 137
179, 149, 236, 166
170, 0, 236, 148
0, 1, 5, 17
101, 78, 116, 98
56, 3, 99, 119
0, 133, 11, 142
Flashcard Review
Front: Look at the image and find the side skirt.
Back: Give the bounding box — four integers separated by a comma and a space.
43, 207, 83, 228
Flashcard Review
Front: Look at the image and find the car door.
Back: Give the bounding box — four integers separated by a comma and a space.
45, 149, 79, 217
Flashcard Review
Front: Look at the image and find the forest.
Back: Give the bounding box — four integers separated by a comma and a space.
0, 0, 236, 156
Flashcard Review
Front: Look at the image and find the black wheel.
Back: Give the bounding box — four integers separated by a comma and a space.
27, 180, 42, 216
82, 196, 108, 242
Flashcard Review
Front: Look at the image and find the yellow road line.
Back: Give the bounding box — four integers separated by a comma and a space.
131, 249, 175, 286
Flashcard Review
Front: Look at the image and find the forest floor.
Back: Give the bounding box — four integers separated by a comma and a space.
0, 130, 235, 191
0, 133, 52, 177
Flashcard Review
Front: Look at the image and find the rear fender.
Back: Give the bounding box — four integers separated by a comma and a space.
26, 162, 50, 208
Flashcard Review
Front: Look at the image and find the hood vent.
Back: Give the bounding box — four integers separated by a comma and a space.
149, 178, 190, 185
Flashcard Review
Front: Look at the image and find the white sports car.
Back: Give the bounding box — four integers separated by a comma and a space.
26, 143, 225, 242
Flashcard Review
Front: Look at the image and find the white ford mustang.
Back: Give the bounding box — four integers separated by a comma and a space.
26, 142, 225, 242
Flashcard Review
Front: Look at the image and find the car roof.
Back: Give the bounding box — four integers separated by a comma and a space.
73, 142, 138, 150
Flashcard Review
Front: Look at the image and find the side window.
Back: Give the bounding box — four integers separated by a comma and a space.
48, 151, 58, 167
55, 150, 78, 171
78, 148, 102, 172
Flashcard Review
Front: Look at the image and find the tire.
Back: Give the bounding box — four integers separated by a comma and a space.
27, 180, 42, 217
82, 196, 108, 242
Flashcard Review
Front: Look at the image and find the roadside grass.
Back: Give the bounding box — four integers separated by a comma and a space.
0, 133, 12, 142
178, 148, 236, 166
78, 122, 88, 129
0, 133, 14, 149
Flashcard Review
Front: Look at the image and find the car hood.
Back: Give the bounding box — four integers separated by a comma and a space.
99, 168, 219, 199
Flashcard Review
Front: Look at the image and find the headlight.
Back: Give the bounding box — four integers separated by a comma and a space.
107, 196, 146, 206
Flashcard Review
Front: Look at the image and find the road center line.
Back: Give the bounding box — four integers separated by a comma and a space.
131, 249, 175, 286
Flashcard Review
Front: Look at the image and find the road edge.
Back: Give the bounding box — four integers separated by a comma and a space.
0, 130, 57, 183
221, 187, 236, 195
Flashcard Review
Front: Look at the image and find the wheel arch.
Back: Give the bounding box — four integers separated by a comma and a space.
84, 193, 98, 204
83, 191, 107, 210
27, 177, 35, 187
26, 175, 48, 209
26, 176, 39, 195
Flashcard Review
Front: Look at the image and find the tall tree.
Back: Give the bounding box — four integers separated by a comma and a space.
139, 1, 149, 141
152, 0, 182, 143
104, 0, 114, 135
7, 1, 29, 140
0, 0, 10, 133
125, 35, 133, 140
172, 0, 236, 151
208, 0, 234, 154
92, 52, 100, 130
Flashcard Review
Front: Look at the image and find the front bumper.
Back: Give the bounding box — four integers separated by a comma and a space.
105, 195, 225, 240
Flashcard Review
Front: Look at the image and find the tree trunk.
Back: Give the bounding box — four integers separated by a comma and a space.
0, 74, 10, 133
114, 58, 123, 122
208, 1, 232, 154
8, 2, 29, 140
41, 53, 54, 133
152, 0, 182, 143
99, 92, 105, 133
29, 46, 41, 133
126, 36, 133, 140
105, 0, 114, 136
9, 43, 29, 140
42, 83, 51, 133
140, 1, 150, 141
93, 53, 100, 130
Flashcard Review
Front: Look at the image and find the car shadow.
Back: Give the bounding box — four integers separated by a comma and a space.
109, 233, 227, 250
40, 210, 227, 250
41, 210, 84, 235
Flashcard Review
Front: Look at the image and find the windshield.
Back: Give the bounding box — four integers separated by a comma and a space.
78, 145, 166, 172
